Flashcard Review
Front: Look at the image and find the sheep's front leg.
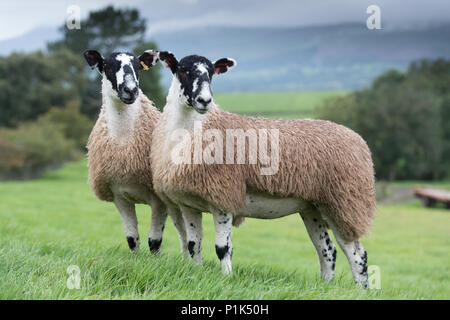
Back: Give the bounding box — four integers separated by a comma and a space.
181, 206, 203, 265
114, 197, 140, 252
167, 205, 189, 258
148, 195, 168, 254
212, 211, 233, 275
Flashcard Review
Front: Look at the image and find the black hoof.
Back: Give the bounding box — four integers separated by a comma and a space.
148, 238, 162, 253
127, 236, 138, 251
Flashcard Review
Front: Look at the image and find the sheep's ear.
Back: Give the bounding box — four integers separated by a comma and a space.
158, 51, 178, 73
83, 50, 104, 72
138, 50, 158, 71
213, 58, 236, 75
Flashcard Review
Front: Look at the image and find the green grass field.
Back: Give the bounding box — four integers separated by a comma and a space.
1, 91, 449, 299
215, 91, 346, 118
1, 160, 449, 299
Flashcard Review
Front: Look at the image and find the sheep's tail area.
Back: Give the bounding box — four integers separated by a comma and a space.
319, 190, 376, 241
319, 142, 377, 241
232, 216, 246, 227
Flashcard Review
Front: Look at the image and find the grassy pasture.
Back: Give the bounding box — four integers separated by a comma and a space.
0, 91, 448, 299
215, 90, 347, 118
1, 160, 449, 299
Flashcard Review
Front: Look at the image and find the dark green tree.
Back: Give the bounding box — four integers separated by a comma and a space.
317, 60, 447, 181
0, 49, 85, 127
48, 5, 166, 117
439, 94, 450, 178
49, 6, 146, 55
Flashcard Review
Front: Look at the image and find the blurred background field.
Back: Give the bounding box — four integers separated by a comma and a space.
1, 1, 449, 299
215, 91, 347, 118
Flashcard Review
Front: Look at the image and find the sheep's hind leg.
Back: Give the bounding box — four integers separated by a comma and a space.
335, 237, 368, 288
114, 197, 140, 252
181, 206, 203, 265
319, 211, 369, 288
148, 195, 168, 254
167, 205, 189, 258
212, 211, 233, 275
300, 209, 337, 281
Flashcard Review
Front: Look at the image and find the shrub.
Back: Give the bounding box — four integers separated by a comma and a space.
0, 122, 76, 180
0, 50, 85, 128
0, 101, 93, 180
38, 100, 93, 150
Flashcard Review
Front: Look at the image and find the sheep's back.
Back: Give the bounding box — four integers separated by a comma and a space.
213, 108, 376, 239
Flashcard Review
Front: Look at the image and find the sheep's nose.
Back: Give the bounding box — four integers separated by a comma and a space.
124, 86, 137, 95
196, 97, 212, 107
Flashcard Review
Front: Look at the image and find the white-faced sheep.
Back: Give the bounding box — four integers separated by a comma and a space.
149, 51, 376, 288
83, 50, 187, 255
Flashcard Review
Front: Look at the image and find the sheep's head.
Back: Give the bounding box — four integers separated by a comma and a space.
83, 50, 158, 104
158, 51, 236, 114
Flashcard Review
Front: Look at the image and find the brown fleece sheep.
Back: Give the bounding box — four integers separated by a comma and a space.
152, 105, 376, 240
88, 92, 158, 202
84, 50, 187, 255
150, 52, 375, 287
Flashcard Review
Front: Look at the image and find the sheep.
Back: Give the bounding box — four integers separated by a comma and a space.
83, 49, 187, 255
149, 51, 376, 288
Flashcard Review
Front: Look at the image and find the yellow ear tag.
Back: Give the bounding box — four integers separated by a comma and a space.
140, 61, 149, 70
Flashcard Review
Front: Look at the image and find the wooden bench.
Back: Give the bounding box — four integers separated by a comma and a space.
413, 188, 450, 209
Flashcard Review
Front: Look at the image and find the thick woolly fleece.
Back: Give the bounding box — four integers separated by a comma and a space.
151, 104, 376, 241
87, 91, 160, 202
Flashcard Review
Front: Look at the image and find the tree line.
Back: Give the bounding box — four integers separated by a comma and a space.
318, 59, 450, 181
0, 6, 165, 179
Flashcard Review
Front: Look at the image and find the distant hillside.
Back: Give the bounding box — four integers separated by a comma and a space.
152, 23, 450, 91
1, 23, 450, 92
0, 26, 59, 55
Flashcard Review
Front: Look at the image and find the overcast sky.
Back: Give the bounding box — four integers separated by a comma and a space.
0, 0, 449, 41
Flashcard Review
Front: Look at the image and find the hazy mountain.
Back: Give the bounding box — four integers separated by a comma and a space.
152, 23, 450, 91
0, 26, 60, 55
1, 22, 450, 92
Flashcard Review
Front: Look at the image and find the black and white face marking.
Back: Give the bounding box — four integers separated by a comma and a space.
158, 52, 236, 114
84, 49, 158, 105
104, 53, 141, 104
178, 55, 214, 114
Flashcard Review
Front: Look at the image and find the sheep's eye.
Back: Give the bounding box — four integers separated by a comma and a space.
178, 71, 187, 80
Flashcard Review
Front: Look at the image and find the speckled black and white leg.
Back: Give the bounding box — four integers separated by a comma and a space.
212, 210, 233, 275
167, 205, 189, 258
335, 237, 368, 288
319, 212, 369, 288
114, 197, 140, 252
300, 210, 336, 281
148, 196, 168, 254
181, 206, 203, 265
